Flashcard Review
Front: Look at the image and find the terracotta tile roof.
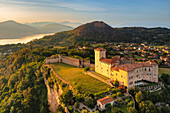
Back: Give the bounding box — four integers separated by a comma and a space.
100, 57, 119, 64
111, 61, 157, 72
94, 48, 106, 51
97, 97, 114, 105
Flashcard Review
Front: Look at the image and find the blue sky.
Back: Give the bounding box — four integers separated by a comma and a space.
0, 0, 170, 27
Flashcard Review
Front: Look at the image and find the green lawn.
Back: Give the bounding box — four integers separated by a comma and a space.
91, 71, 110, 80
49, 63, 110, 94
159, 68, 170, 75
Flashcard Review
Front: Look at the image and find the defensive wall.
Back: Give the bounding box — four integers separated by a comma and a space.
46, 54, 94, 68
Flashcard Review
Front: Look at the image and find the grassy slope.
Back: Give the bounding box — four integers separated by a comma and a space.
159, 68, 170, 75
49, 63, 110, 93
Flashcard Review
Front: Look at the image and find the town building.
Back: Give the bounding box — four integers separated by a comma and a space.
94, 48, 158, 89
97, 96, 115, 110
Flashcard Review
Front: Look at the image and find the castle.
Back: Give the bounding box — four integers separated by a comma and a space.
46, 54, 93, 68
94, 48, 158, 89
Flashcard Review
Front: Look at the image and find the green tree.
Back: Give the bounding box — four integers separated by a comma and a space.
161, 73, 170, 85
127, 107, 138, 113
68, 106, 74, 113
84, 67, 90, 72
59, 89, 73, 106
84, 97, 96, 108
9, 106, 15, 113
127, 101, 133, 107
74, 102, 80, 109
139, 100, 157, 113
128, 87, 135, 96
161, 106, 170, 113
113, 79, 119, 87
135, 91, 143, 103
112, 94, 117, 99
117, 92, 122, 97
81, 110, 88, 113
56, 105, 66, 113
111, 107, 124, 113
105, 103, 112, 112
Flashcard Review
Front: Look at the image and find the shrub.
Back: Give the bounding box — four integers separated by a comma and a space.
117, 92, 122, 97
112, 94, 117, 99
74, 101, 80, 108
68, 106, 74, 112
125, 99, 131, 103
84, 67, 90, 72
127, 101, 133, 107
113, 79, 119, 87
111, 88, 117, 94
117, 98, 122, 102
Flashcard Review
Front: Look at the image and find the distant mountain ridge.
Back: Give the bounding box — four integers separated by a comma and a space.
0, 20, 73, 39
28, 21, 170, 46
0, 20, 41, 39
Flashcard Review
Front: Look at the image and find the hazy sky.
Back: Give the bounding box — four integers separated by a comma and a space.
0, 0, 170, 27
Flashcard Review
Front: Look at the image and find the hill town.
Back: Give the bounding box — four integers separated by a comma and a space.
0, 21, 170, 113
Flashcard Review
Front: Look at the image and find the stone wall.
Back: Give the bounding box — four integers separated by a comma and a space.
46, 57, 59, 64
46, 54, 93, 68
80, 59, 91, 67
61, 56, 80, 67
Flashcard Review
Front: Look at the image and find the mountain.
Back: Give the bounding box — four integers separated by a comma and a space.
68, 21, 122, 42
0, 20, 73, 39
27, 21, 170, 47
26, 22, 73, 31
0, 21, 170, 52
26, 22, 56, 28
0, 20, 41, 39
60, 21, 82, 27
119, 22, 170, 28
41, 23, 73, 33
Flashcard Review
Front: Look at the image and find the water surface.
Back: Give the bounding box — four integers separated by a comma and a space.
0, 33, 54, 45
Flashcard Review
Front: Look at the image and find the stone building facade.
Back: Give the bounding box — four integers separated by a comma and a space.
94, 48, 158, 89
46, 54, 91, 68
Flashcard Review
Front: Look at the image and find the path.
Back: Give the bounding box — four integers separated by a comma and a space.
125, 92, 135, 108
86, 70, 113, 87
79, 103, 93, 113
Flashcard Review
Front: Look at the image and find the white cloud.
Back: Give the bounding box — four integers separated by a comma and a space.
0, 0, 106, 12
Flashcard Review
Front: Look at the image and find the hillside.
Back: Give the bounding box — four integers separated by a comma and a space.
68, 21, 121, 42
28, 21, 170, 47
0, 47, 53, 112
0, 20, 73, 39
0, 21, 170, 52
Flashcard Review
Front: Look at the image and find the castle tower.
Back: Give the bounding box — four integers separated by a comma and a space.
58, 54, 62, 62
94, 48, 106, 73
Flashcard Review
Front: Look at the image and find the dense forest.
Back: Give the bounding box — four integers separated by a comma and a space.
0, 47, 54, 113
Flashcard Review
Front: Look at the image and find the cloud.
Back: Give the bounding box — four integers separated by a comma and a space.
0, 0, 106, 12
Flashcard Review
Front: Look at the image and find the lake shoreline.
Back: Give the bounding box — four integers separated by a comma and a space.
0, 33, 55, 45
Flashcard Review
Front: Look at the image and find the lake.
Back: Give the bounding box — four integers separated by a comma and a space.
0, 33, 55, 45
